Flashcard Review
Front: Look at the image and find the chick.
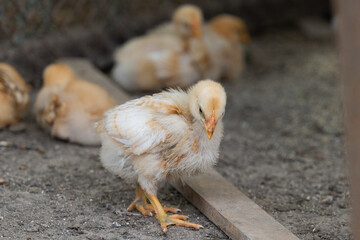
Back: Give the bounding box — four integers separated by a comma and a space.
147, 4, 203, 51
35, 63, 115, 145
112, 4, 207, 91
97, 80, 226, 232
202, 14, 251, 81
0, 63, 30, 129
209, 14, 251, 44
112, 34, 202, 91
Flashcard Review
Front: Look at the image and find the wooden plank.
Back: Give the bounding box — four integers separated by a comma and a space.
60, 58, 299, 240
337, 1, 360, 239
58, 58, 130, 104
174, 169, 299, 240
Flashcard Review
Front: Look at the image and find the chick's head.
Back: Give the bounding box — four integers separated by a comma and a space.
43, 63, 75, 88
210, 14, 251, 44
188, 80, 226, 139
173, 4, 203, 39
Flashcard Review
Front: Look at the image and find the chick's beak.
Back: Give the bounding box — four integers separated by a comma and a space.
205, 111, 216, 139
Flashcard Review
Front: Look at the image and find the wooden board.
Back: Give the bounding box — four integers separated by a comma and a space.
60, 58, 299, 240
337, 1, 360, 239
174, 169, 299, 240
58, 58, 130, 104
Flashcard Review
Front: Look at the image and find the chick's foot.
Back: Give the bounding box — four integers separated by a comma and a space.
157, 214, 203, 232
127, 197, 153, 216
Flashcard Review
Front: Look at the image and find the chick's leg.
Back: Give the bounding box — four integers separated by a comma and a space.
127, 183, 153, 216
145, 192, 203, 232
128, 184, 179, 216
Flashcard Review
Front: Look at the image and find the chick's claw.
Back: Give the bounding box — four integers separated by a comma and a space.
128, 200, 180, 217
157, 214, 203, 232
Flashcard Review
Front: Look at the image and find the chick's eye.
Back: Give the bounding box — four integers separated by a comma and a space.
199, 107, 202, 114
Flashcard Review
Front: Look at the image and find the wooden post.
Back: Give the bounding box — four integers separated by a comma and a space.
337, 1, 360, 239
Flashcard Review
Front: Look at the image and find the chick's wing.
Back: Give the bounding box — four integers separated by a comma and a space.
103, 94, 187, 156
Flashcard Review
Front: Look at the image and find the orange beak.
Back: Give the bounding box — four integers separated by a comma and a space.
205, 110, 216, 139
192, 23, 201, 38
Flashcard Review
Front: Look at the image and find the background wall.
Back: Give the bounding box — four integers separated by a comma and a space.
0, 0, 330, 87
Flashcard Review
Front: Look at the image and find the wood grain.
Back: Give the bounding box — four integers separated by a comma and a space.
174, 169, 299, 240
62, 58, 299, 240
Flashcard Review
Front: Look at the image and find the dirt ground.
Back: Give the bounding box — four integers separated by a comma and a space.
0, 27, 350, 239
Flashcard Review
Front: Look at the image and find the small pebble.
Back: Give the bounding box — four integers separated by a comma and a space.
321, 196, 333, 204
0, 179, 5, 184
27, 225, 39, 232
112, 221, 121, 227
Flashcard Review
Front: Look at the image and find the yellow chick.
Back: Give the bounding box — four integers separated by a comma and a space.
97, 80, 226, 232
202, 14, 251, 81
209, 14, 251, 44
147, 4, 203, 51
35, 63, 115, 146
112, 4, 207, 92
0, 63, 30, 129
112, 34, 203, 91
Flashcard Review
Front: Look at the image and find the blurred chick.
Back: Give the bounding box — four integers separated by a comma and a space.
97, 80, 226, 232
0, 63, 30, 129
147, 4, 203, 51
202, 14, 251, 81
35, 63, 115, 145
112, 34, 203, 91
209, 14, 251, 44
112, 4, 207, 91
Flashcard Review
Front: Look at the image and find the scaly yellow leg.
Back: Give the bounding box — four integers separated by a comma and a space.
127, 184, 180, 216
127, 183, 153, 216
145, 192, 203, 232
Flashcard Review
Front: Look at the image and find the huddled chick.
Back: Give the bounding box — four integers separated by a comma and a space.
34, 63, 115, 146
112, 4, 207, 92
0, 63, 30, 129
147, 4, 203, 51
202, 14, 251, 81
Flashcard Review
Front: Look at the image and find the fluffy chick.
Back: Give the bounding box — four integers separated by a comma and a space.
202, 14, 251, 81
209, 14, 251, 44
112, 34, 203, 91
0, 63, 30, 129
112, 5, 207, 92
97, 80, 226, 232
35, 63, 115, 145
147, 4, 203, 51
